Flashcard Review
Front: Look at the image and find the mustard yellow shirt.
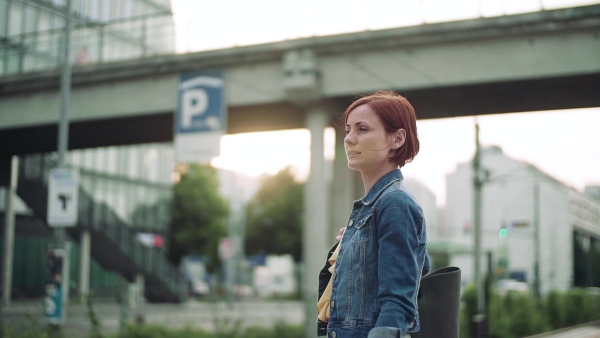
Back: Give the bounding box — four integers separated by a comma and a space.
316, 238, 342, 322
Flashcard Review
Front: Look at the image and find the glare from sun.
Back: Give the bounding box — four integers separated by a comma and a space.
210, 128, 335, 181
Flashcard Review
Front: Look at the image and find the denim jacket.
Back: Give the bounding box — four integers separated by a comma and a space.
325, 169, 430, 338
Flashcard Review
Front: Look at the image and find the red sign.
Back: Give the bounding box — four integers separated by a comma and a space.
219, 237, 233, 260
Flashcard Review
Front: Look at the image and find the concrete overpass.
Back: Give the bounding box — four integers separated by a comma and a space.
1, 4, 599, 154
1, 4, 599, 331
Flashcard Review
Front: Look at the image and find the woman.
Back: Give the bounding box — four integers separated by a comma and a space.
318, 91, 430, 338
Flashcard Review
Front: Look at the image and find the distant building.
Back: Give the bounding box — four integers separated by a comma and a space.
0, 0, 181, 302
445, 145, 600, 294
405, 178, 439, 241
585, 185, 600, 201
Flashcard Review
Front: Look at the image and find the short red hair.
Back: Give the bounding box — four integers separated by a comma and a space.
343, 91, 419, 168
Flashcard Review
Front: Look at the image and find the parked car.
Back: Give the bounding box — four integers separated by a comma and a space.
496, 279, 530, 296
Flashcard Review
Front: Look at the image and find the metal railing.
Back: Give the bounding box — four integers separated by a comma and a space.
17, 152, 187, 302
1, 9, 176, 76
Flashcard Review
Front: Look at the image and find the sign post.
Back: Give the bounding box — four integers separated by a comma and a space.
47, 168, 79, 227
45, 169, 77, 329
48, 0, 73, 334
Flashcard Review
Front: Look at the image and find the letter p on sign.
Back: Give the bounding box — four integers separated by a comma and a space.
181, 88, 208, 130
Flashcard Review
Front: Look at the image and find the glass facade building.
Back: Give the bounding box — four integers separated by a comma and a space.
16, 142, 178, 299
0, 0, 183, 302
0, 0, 175, 75
67, 143, 175, 235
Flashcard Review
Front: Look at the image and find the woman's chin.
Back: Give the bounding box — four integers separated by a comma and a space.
347, 162, 361, 172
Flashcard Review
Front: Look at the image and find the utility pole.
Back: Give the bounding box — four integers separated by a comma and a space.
2, 156, 18, 307
47, 0, 73, 334
56, 0, 73, 300
472, 122, 487, 337
58, 2, 72, 167
533, 181, 541, 300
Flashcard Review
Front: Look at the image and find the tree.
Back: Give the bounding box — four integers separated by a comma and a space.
245, 167, 304, 262
168, 164, 229, 273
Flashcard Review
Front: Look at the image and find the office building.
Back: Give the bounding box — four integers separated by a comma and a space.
445, 145, 600, 294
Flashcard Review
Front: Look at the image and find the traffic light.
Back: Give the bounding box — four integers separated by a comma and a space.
499, 226, 508, 238
47, 249, 63, 284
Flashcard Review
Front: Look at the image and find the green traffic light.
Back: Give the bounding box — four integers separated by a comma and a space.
499, 228, 508, 238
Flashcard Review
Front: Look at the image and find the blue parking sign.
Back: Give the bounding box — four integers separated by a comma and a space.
175, 70, 226, 162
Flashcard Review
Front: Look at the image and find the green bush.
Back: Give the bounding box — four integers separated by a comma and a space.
460, 286, 600, 338
503, 292, 548, 337
116, 324, 182, 338
543, 290, 566, 330
4, 328, 49, 338
459, 284, 477, 338
562, 288, 600, 326
3, 312, 50, 338
487, 292, 511, 338
106, 322, 304, 338
245, 323, 304, 338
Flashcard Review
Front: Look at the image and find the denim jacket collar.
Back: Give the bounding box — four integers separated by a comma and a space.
359, 169, 404, 206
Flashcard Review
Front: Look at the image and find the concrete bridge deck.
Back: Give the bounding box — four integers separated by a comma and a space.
1, 4, 599, 156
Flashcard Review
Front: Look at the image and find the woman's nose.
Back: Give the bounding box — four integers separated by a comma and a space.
344, 132, 354, 145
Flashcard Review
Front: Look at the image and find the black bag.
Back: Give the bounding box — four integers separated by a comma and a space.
412, 266, 462, 338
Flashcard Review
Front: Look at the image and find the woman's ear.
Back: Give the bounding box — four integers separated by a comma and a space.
392, 129, 406, 149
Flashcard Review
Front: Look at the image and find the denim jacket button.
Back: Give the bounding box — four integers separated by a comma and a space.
348, 219, 354, 226
330, 300, 335, 308
331, 331, 337, 338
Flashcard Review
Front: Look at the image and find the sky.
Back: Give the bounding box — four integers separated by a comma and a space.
171, 0, 600, 207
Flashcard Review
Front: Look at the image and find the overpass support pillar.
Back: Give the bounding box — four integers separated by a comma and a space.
303, 104, 330, 338
330, 127, 360, 239
282, 48, 331, 337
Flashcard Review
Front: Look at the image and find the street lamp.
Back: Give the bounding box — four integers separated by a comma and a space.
471, 122, 487, 337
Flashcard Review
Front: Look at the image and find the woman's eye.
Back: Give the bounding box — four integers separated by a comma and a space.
345, 129, 351, 135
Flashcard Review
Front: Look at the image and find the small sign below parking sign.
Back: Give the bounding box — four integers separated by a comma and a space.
47, 168, 79, 227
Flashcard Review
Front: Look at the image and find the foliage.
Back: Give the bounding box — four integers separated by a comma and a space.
561, 287, 600, 326
105, 322, 304, 338
85, 292, 103, 338
168, 164, 229, 273
2, 307, 50, 338
489, 291, 548, 338
459, 286, 600, 338
459, 285, 476, 338
245, 167, 304, 262
245, 322, 304, 338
